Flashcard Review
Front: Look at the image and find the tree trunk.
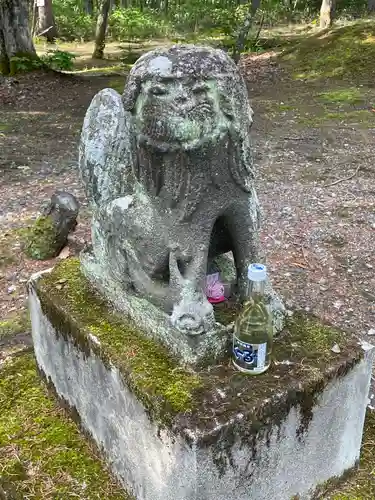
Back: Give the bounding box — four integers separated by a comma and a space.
369, 0, 375, 12
232, 0, 261, 64
0, 0, 37, 75
31, 1, 38, 37
92, 0, 110, 59
320, 0, 335, 29
37, 0, 58, 43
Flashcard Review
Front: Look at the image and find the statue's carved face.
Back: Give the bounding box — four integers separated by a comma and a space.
134, 73, 230, 150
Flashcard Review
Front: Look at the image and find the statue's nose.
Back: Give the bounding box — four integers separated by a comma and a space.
175, 84, 189, 103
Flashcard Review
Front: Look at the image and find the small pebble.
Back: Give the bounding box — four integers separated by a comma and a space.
331, 344, 341, 354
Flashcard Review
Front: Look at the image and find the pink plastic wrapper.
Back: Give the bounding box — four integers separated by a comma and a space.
205, 272, 226, 303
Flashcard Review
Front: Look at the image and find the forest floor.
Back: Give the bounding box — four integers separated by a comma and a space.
1, 20, 375, 498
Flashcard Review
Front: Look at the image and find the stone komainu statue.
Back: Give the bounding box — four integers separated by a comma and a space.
79, 45, 270, 337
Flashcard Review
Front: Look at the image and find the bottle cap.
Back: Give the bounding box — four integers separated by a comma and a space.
248, 263, 267, 282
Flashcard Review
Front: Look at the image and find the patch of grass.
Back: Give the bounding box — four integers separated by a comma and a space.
299, 109, 375, 127
0, 122, 10, 132
74, 64, 124, 75
108, 77, 124, 93
0, 311, 30, 341
0, 353, 130, 499
280, 21, 375, 83
276, 103, 295, 111
0, 230, 21, 269
317, 87, 364, 104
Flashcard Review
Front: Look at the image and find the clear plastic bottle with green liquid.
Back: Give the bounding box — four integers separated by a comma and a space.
232, 263, 273, 374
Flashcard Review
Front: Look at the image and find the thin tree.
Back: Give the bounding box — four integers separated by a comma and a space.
0, 0, 37, 75
36, 0, 58, 43
232, 0, 261, 64
93, 0, 111, 59
369, 0, 375, 12
320, 0, 335, 29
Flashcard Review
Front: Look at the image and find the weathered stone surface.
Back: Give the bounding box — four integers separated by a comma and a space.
78, 44, 284, 359
23, 191, 79, 260
29, 262, 374, 500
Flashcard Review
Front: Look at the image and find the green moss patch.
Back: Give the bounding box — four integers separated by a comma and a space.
35, 258, 363, 451
37, 258, 202, 421
0, 122, 10, 132
317, 87, 364, 105
0, 353, 130, 499
280, 21, 375, 84
298, 108, 375, 127
21, 216, 61, 260
0, 310, 30, 341
108, 78, 125, 94
0, 229, 23, 269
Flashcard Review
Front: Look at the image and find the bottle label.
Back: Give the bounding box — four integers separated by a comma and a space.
233, 337, 267, 370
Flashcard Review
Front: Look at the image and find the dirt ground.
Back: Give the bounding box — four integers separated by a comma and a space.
1, 50, 374, 336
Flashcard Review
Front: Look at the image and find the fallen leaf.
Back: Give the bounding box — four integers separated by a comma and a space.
58, 246, 70, 259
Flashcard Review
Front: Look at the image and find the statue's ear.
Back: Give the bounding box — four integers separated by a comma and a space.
122, 75, 142, 112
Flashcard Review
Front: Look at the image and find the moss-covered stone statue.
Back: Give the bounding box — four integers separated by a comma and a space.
79, 45, 284, 364
24, 191, 79, 260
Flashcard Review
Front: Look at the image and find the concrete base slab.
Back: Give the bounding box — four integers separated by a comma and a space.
28, 260, 374, 500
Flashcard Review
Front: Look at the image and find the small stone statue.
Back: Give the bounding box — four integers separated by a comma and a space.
24, 191, 79, 260
79, 45, 283, 362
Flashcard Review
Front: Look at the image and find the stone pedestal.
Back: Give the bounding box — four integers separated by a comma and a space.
29, 259, 374, 500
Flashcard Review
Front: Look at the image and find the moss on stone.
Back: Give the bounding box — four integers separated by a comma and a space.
35, 257, 363, 455
21, 215, 60, 260
0, 353, 131, 499
36, 258, 203, 421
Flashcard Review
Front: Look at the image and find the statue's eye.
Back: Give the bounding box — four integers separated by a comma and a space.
150, 85, 167, 96
192, 83, 209, 93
